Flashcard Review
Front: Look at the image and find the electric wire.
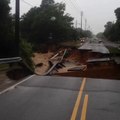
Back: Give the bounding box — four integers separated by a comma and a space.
21, 0, 33, 7
13, 0, 91, 30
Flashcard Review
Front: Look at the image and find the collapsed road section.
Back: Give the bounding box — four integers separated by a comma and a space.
45, 38, 120, 80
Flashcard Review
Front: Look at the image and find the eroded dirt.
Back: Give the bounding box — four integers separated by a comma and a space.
0, 47, 120, 92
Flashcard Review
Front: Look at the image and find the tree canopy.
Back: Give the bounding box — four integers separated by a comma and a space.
104, 7, 120, 42
115, 8, 120, 21
0, 0, 16, 57
21, 0, 76, 46
41, 0, 54, 9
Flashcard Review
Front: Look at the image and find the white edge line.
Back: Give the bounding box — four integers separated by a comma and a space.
0, 75, 35, 95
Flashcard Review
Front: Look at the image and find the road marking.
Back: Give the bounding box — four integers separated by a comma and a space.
70, 78, 86, 120
80, 94, 88, 120
0, 75, 35, 95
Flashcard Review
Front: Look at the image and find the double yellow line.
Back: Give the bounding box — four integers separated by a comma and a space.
70, 78, 89, 120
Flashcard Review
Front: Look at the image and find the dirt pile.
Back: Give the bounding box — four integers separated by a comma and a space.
65, 49, 81, 63
32, 52, 54, 75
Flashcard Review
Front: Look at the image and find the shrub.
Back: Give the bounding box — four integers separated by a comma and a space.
20, 39, 34, 72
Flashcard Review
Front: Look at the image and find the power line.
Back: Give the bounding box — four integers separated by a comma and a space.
61, 0, 77, 12
61, 0, 67, 3
66, 0, 86, 29
74, 0, 92, 30
69, 0, 81, 13
11, 0, 15, 3
60, 0, 92, 30
21, 0, 33, 7
61, 0, 82, 14
68, 0, 91, 30
73, 0, 82, 12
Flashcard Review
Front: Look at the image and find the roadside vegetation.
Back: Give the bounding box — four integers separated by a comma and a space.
0, 0, 93, 72
108, 47, 120, 55
20, 39, 34, 72
0, 0, 16, 58
0, 64, 9, 71
103, 8, 120, 42
20, 0, 92, 50
96, 7, 120, 45
0, 0, 92, 56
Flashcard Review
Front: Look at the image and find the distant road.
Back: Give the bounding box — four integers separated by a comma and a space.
79, 37, 110, 54
0, 75, 120, 120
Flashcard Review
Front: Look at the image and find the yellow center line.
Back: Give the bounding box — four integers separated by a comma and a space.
80, 94, 89, 120
70, 78, 86, 120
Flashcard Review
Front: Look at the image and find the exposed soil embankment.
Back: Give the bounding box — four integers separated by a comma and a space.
0, 45, 120, 92
56, 64, 120, 80
54, 48, 120, 80
32, 52, 54, 75
0, 65, 32, 92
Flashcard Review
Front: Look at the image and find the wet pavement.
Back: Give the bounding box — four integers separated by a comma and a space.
0, 75, 120, 120
85, 78, 120, 120
78, 39, 110, 54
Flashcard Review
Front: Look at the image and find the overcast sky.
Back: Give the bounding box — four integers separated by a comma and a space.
10, 0, 120, 34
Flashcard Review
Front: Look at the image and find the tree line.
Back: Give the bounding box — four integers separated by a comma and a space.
20, 0, 92, 45
0, 0, 16, 57
0, 0, 92, 58
104, 7, 120, 42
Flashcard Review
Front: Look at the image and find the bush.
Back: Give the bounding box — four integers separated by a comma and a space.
20, 39, 34, 72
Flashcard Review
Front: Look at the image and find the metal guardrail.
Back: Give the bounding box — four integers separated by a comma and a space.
0, 57, 22, 64
43, 62, 59, 76
44, 49, 67, 75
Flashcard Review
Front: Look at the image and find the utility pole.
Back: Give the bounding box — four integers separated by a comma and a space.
88, 25, 90, 31
85, 19, 87, 30
75, 20, 78, 28
81, 11, 83, 30
15, 0, 20, 56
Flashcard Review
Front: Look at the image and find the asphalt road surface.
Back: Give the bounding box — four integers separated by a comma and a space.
0, 75, 120, 120
79, 38, 110, 54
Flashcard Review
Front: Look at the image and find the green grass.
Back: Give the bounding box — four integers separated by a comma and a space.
108, 47, 120, 54
0, 64, 9, 71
